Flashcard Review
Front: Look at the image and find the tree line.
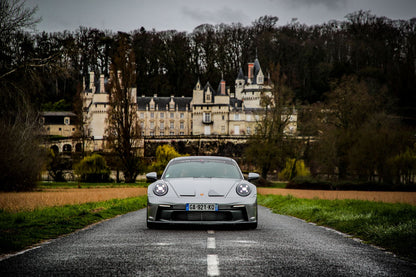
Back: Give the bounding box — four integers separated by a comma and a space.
2, 8, 416, 120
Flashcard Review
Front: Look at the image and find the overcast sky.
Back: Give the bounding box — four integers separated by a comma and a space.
26, 0, 416, 33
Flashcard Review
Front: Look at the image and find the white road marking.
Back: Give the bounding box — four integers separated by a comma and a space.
207, 237, 216, 249
207, 254, 220, 276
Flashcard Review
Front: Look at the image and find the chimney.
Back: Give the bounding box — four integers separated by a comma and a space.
117, 70, 122, 87
89, 72, 94, 90
100, 74, 105, 93
221, 80, 226, 95
248, 63, 254, 81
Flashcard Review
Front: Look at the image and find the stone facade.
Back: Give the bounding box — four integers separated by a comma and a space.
137, 95, 192, 137
79, 58, 297, 151
41, 111, 78, 137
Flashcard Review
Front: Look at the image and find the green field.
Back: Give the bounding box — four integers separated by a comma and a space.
258, 194, 416, 260
0, 196, 147, 255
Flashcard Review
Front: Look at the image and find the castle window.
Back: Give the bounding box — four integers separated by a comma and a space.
180, 113, 184, 119
170, 113, 174, 118
203, 113, 211, 123
234, 114, 240, 121
160, 122, 164, 129
180, 122, 184, 129
150, 112, 154, 118
170, 122, 174, 129
160, 112, 164, 118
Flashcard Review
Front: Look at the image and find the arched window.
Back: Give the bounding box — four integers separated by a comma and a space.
63, 144, 72, 152
51, 145, 59, 154
75, 143, 82, 152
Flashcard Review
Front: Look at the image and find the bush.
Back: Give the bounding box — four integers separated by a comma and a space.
46, 149, 72, 182
150, 145, 183, 176
278, 158, 311, 181
74, 154, 111, 182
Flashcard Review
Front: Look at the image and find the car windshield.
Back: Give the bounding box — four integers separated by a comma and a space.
163, 159, 242, 179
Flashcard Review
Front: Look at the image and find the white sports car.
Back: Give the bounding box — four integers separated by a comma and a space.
146, 156, 258, 229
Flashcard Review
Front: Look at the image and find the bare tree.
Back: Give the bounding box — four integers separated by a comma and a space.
106, 34, 143, 183
0, 0, 46, 191
244, 64, 295, 179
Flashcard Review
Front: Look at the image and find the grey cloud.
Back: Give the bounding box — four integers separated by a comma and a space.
281, 0, 347, 10
182, 6, 249, 26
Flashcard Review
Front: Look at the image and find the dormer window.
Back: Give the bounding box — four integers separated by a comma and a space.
257, 76, 263, 84
206, 94, 211, 102
64, 117, 70, 125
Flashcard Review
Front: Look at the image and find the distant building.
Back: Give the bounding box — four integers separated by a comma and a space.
46, 57, 297, 152
137, 95, 192, 137
41, 111, 78, 137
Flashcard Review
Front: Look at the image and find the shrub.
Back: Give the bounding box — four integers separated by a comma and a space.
46, 149, 72, 182
74, 154, 111, 182
278, 158, 311, 180
150, 145, 183, 176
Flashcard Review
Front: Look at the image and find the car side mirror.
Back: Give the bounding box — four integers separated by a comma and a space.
247, 172, 260, 181
146, 172, 158, 182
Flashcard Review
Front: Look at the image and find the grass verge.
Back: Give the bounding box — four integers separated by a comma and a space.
258, 194, 416, 261
0, 196, 147, 255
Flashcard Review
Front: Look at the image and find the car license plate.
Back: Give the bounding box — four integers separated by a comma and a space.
186, 203, 218, 211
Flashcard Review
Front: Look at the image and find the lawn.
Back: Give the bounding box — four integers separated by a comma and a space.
0, 196, 147, 255
258, 194, 416, 260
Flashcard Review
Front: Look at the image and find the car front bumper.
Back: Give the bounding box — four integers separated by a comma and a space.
147, 198, 257, 229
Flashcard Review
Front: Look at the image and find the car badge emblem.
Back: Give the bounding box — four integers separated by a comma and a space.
200, 193, 204, 196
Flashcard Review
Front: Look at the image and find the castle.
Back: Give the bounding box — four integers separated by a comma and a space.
52, 57, 297, 152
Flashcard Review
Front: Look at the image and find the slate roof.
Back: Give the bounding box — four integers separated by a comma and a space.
41, 111, 78, 125
137, 96, 192, 111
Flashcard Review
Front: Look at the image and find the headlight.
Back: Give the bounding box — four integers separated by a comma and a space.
236, 183, 251, 197
153, 183, 168, 196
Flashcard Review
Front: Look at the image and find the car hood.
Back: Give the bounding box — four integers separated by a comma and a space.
164, 178, 240, 197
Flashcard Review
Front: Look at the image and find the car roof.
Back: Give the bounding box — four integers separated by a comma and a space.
170, 156, 236, 163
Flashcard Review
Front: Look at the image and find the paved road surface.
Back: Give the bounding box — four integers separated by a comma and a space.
1, 206, 415, 276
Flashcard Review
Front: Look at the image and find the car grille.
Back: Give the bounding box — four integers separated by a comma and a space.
156, 208, 247, 222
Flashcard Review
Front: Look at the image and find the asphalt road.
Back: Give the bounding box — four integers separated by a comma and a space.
1, 206, 415, 276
